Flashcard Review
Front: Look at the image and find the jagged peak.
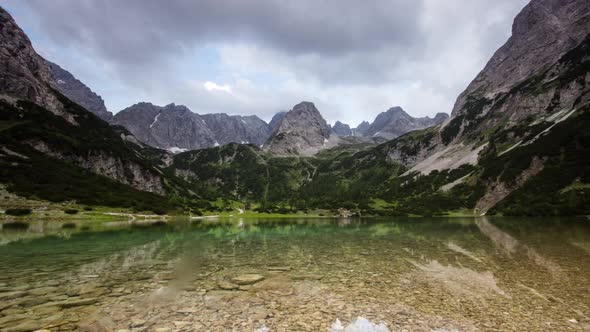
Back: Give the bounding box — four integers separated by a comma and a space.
385, 106, 406, 114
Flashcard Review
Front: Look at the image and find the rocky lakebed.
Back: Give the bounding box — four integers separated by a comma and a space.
0, 217, 589, 331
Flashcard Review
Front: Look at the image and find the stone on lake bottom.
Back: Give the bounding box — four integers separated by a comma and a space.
231, 274, 265, 285
218, 280, 239, 290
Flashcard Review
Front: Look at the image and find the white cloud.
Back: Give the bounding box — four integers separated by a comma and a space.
203, 81, 231, 93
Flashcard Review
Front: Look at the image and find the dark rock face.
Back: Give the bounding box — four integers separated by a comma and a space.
0, 7, 65, 120
332, 121, 353, 137
264, 101, 332, 156
365, 107, 448, 140
113, 103, 271, 151
46, 60, 112, 122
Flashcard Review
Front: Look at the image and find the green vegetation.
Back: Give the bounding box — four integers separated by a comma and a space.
486, 109, 590, 216
2, 34, 590, 218
0, 98, 196, 214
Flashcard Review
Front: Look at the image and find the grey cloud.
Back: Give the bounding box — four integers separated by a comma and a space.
3, 0, 529, 124
15, 0, 526, 86
20, 0, 424, 65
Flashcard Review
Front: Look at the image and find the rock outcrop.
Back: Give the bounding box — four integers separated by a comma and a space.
264, 101, 332, 156
46, 60, 112, 121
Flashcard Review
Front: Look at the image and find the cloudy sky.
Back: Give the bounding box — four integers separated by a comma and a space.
2, 0, 528, 126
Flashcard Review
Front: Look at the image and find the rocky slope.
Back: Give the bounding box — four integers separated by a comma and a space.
382, 0, 590, 172
112, 103, 271, 151
442, 0, 590, 145
46, 60, 113, 121
0, 7, 69, 123
264, 101, 333, 156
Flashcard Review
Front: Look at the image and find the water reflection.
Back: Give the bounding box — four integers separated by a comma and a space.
0, 216, 588, 331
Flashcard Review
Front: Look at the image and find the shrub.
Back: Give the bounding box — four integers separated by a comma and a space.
5, 208, 32, 216
152, 208, 167, 215
3, 221, 28, 229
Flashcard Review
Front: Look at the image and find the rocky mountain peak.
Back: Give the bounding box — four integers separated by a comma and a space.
332, 121, 353, 137
352, 121, 371, 136
264, 101, 332, 156
366, 107, 447, 140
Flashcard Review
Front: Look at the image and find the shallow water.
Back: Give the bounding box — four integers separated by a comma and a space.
0, 217, 589, 331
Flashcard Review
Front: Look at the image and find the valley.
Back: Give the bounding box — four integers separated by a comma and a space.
0, 0, 589, 330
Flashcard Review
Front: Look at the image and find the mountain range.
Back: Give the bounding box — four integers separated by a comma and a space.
45, 60, 448, 154
0, 0, 588, 217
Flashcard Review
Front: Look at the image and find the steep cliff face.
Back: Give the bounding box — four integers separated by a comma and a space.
46, 60, 113, 122
0, 7, 71, 123
113, 103, 272, 151
264, 101, 332, 156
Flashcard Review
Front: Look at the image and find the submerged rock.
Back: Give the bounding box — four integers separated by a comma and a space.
218, 280, 239, 290
55, 297, 99, 308
3, 321, 42, 332
231, 274, 265, 285
0, 290, 28, 300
